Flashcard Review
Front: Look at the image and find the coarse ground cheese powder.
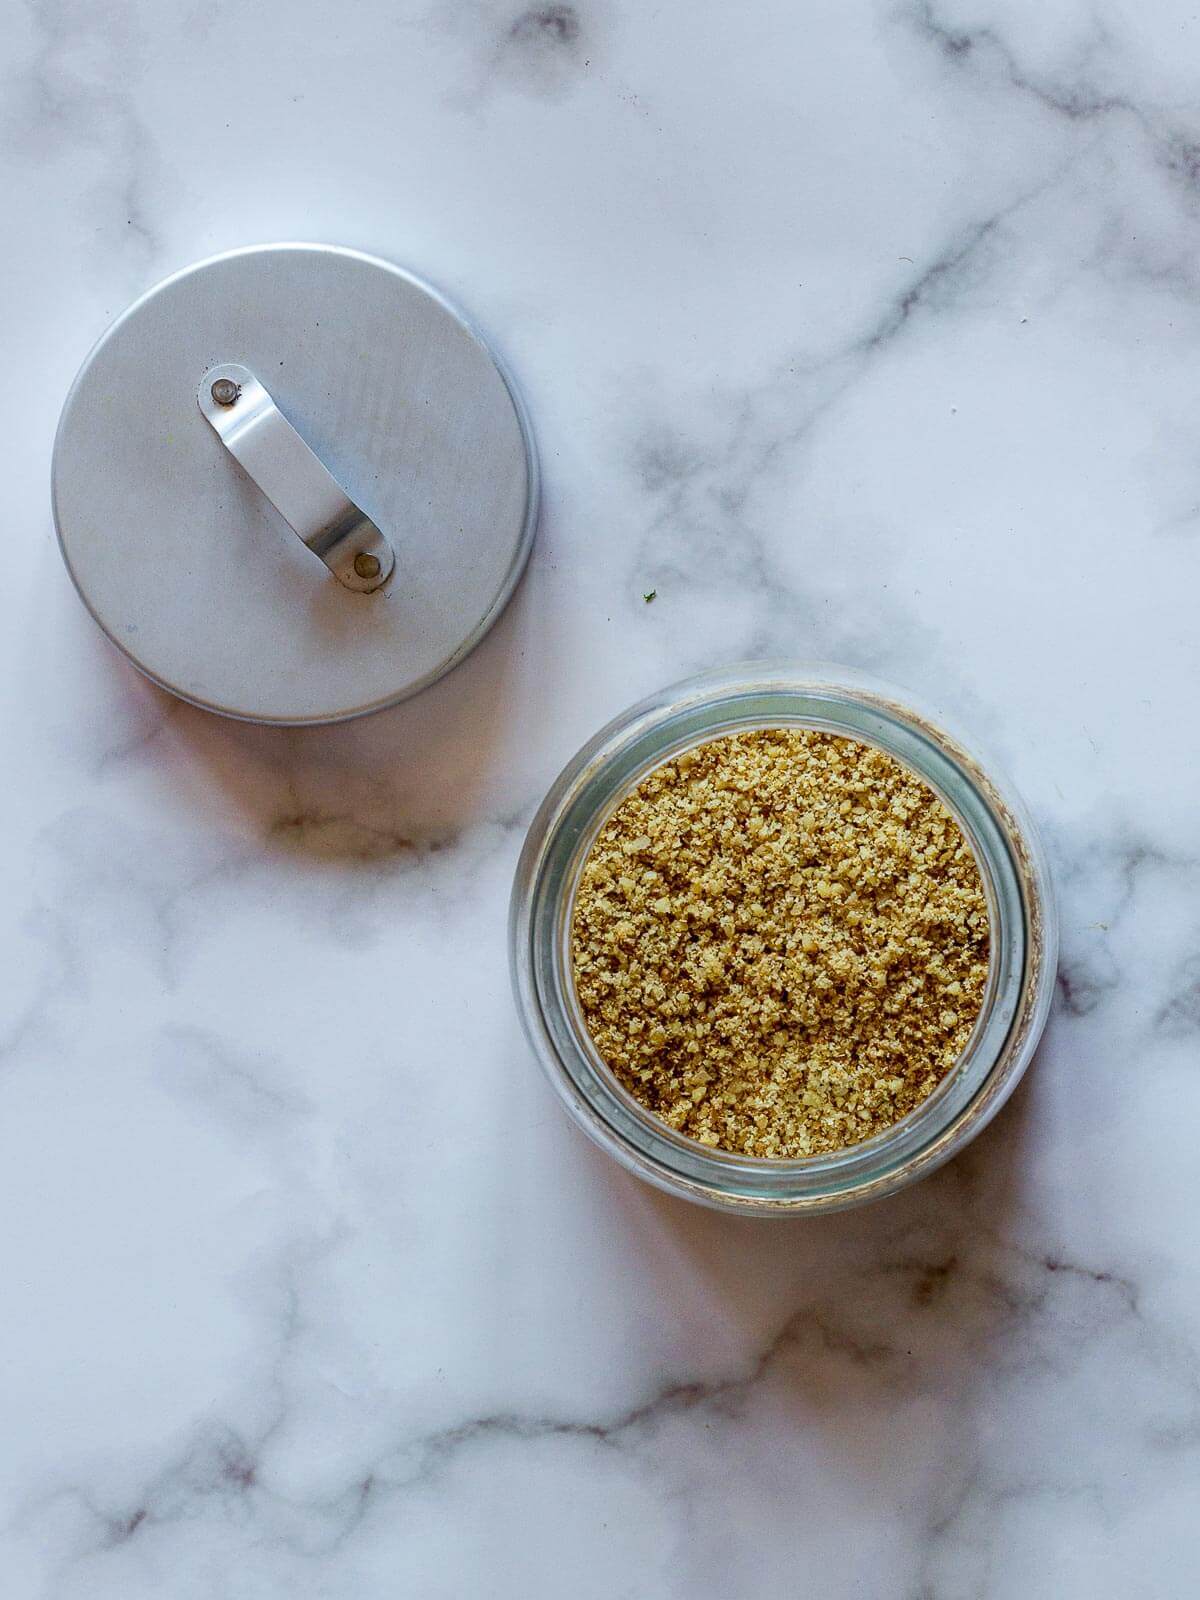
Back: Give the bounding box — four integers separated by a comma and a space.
570, 728, 990, 1157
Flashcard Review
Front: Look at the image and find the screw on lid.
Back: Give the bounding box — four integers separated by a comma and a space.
52, 243, 539, 725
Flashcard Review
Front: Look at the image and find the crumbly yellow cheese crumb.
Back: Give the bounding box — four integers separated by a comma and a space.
570, 728, 989, 1158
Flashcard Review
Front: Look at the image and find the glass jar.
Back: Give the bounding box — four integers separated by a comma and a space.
509, 663, 1057, 1215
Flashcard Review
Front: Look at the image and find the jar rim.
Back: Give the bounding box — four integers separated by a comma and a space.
510, 663, 1057, 1215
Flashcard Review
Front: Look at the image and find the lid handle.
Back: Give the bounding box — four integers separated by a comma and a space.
197, 363, 394, 593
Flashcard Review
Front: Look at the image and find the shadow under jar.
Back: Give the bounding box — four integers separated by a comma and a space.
509, 664, 1058, 1216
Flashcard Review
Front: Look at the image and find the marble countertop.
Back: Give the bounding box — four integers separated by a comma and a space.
3, 1, 1199, 1594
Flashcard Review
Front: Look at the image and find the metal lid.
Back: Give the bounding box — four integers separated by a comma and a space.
52, 244, 538, 724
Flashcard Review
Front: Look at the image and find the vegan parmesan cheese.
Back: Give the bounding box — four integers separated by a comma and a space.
570, 728, 990, 1157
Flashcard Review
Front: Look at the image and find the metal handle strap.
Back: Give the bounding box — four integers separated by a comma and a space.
197, 363, 394, 593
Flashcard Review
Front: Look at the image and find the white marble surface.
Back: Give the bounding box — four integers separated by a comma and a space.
3, 0, 1200, 1593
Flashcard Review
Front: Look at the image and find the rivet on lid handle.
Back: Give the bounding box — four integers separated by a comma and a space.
197, 362, 395, 594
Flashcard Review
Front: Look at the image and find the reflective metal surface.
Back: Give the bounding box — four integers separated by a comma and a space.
53, 243, 538, 724
197, 363, 394, 593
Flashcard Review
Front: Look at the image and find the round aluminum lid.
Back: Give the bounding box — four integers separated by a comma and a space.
52, 244, 538, 725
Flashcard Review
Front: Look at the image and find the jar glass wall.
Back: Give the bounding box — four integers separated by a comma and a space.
510, 664, 1057, 1215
